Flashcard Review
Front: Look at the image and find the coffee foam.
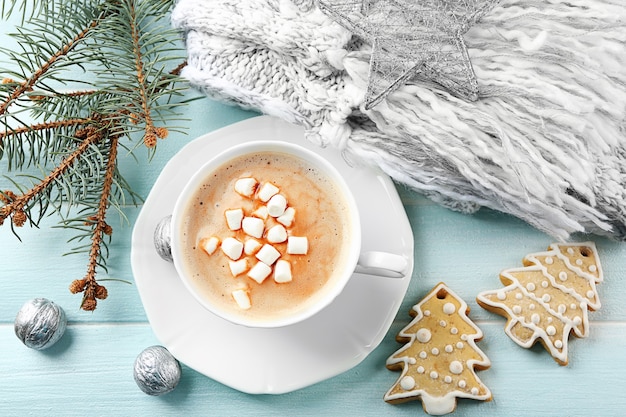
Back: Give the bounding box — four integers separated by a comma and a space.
178, 151, 352, 323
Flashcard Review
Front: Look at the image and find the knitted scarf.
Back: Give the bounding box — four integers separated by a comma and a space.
171, 0, 626, 241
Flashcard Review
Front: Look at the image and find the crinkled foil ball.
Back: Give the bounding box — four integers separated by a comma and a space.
153, 215, 173, 262
14, 298, 67, 350
134, 345, 182, 396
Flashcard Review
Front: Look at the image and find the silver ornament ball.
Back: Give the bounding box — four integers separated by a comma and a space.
14, 298, 67, 350
154, 215, 173, 262
134, 345, 181, 395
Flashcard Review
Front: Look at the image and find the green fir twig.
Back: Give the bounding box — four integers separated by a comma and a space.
0, 0, 189, 311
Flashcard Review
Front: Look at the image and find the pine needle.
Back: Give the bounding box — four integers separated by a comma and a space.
0, 0, 188, 311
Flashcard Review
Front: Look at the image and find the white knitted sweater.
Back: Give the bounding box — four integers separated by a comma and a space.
172, 0, 626, 241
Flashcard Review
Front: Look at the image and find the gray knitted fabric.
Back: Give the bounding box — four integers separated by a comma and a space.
172, 0, 626, 241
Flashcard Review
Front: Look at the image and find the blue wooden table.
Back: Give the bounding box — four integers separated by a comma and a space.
2, 16, 626, 417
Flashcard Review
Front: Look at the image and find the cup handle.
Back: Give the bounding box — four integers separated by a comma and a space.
354, 251, 408, 278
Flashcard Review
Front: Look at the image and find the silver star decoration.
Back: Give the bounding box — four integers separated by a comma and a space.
317, 0, 500, 109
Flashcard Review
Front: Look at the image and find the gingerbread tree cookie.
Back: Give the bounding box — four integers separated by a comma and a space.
476, 242, 603, 365
384, 283, 492, 415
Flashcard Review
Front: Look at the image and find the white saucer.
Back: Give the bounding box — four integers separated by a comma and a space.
131, 116, 414, 394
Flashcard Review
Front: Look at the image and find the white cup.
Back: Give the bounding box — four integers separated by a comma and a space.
167, 141, 407, 328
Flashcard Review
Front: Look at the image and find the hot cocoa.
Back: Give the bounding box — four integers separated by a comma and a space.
176, 150, 353, 324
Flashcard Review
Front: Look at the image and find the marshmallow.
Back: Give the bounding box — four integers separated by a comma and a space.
200, 236, 220, 255
221, 237, 243, 260
224, 208, 244, 230
287, 236, 308, 255
247, 261, 272, 284
231, 289, 251, 310
228, 259, 249, 277
256, 244, 281, 265
244, 238, 262, 255
252, 205, 269, 220
242, 216, 264, 238
267, 194, 287, 217
266, 224, 288, 243
276, 207, 295, 227
234, 177, 257, 197
257, 182, 279, 202
274, 260, 292, 283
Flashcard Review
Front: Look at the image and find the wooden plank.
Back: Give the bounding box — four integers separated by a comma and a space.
0, 206, 146, 322
1, 322, 624, 416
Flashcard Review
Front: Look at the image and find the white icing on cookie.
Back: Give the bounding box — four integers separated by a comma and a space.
385, 283, 491, 413
443, 303, 456, 315
449, 361, 463, 375
416, 328, 431, 343
476, 242, 603, 365
531, 313, 540, 324
400, 376, 415, 391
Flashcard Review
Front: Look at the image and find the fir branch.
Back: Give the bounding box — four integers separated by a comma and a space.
128, 0, 157, 148
29, 90, 103, 126
0, 124, 103, 227
1, 0, 190, 311
93, 0, 185, 153
0, 117, 93, 170
0, 118, 90, 140
0, 14, 99, 118
1, 0, 58, 21
71, 133, 118, 311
